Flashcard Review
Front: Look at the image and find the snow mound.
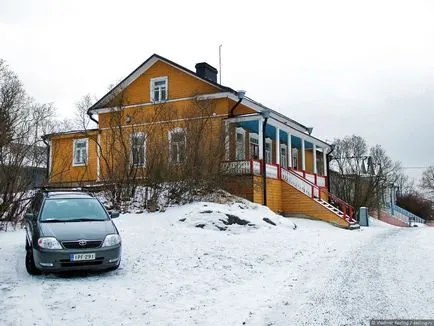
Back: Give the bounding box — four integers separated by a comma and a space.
368, 216, 399, 228
176, 201, 296, 233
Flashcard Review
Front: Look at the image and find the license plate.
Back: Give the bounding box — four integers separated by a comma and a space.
70, 253, 96, 261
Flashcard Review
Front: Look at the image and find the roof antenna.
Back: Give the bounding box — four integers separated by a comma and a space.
219, 44, 222, 84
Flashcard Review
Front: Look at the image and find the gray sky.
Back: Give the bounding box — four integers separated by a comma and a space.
1, 0, 433, 181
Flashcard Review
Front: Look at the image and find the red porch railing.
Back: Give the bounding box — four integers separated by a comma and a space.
221, 160, 355, 222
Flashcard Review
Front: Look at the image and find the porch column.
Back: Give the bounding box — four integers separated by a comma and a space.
301, 138, 306, 171
323, 148, 328, 176
275, 127, 280, 165
224, 120, 230, 160
258, 118, 263, 160
313, 143, 317, 174
287, 133, 292, 168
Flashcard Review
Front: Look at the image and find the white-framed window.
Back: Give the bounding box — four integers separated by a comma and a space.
150, 76, 168, 102
291, 148, 298, 170
235, 127, 246, 160
317, 156, 323, 175
131, 132, 146, 167
265, 138, 272, 163
169, 128, 186, 163
280, 144, 288, 168
249, 133, 259, 159
73, 138, 88, 166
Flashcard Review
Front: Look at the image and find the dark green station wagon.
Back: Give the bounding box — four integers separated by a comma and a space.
24, 189, 121, 275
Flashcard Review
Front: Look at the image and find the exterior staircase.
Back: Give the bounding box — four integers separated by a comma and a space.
385, 203, 425, 226
314, 199, 360, 229
221, 160, 360, 229
280, 167, 360, 229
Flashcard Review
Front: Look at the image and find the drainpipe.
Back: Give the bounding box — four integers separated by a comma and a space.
41, 136, 50, 180
87, 111, 99, 125
229, 90, 246, 117
261, 109, 271, 206
326, 144, 335, 193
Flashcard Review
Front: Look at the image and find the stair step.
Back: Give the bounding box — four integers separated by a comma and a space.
349, 223, 361, 230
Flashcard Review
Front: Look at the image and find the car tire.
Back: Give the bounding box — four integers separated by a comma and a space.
25, 249, 41, 275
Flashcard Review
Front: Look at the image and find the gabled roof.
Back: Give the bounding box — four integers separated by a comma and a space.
87, 53, 314, 138
88, 54, 237, 113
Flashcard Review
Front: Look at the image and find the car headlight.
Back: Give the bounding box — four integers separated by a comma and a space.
102, 234, 121, 247
38, 237, 62, 249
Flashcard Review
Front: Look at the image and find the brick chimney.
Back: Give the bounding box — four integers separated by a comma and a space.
195, 62, 218, 83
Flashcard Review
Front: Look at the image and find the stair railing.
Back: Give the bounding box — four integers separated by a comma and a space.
281, 167, 356, 223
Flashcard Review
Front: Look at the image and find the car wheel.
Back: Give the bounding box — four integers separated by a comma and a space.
25, 249, 41, 275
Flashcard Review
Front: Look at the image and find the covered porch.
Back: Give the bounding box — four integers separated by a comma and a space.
222, 114, 330, 189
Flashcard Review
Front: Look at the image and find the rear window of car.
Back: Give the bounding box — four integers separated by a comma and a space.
40, 198, 109, 222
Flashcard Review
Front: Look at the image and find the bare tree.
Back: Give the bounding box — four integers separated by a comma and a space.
0, 59, 55, 230
71, 86, 231, 212
330, 135, 402, 211
420, 166, 434, 197
74, 94, 97, 130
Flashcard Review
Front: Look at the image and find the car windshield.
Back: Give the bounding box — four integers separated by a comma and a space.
40, 198, 108, 222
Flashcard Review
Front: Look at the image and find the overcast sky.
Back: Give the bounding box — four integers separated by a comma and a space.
1, 0, 433, 181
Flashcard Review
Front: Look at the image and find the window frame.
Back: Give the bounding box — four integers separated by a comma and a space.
168, 127, 186, 164
249, 133, 259, 160
131, 132, 147, 168
265, 137, 272, 163
72, 138, 88, 167
291, 148, 299, 170
235, 127, 246, 161
280, 143, 288, 169
150, 76, 168, 102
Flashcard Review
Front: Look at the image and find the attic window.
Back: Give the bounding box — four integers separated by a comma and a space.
150, 76, 168, 102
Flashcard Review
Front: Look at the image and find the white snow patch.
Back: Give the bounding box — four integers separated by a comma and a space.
1, 201, 433, 326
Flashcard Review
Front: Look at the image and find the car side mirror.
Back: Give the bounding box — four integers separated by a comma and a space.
25, 212, 35, 220
110, 211, 120, 219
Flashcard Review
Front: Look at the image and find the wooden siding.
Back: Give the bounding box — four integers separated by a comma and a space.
99, 97, 230, 129
50, 132, 98, 184
98, 115, 224, 181
228, 99, 257, 116
253, 176, 282, 213
108, 60, 221, 107
223, 175, 254, 202
227, 175, 349, 228
281, 182, 349, 228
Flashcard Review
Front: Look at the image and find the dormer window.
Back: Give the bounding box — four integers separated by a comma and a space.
150, 76, 168, 102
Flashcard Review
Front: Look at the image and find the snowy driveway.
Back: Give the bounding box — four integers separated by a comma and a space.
0, 202, 433, 326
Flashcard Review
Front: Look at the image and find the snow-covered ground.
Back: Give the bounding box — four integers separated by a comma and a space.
1, 200, 433, 326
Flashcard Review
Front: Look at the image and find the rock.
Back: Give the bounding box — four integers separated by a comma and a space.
221, 214, 250, 225
263, 217, 276, 226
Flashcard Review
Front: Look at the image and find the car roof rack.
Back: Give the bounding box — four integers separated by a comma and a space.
37, 186, 95, 197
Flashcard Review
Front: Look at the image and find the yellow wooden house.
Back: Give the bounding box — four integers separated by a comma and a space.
43, 54, 358, 229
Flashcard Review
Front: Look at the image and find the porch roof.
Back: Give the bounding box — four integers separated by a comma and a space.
235, 118, 330, 150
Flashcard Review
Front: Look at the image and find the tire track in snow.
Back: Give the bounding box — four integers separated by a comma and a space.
264, 227, 434, 326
